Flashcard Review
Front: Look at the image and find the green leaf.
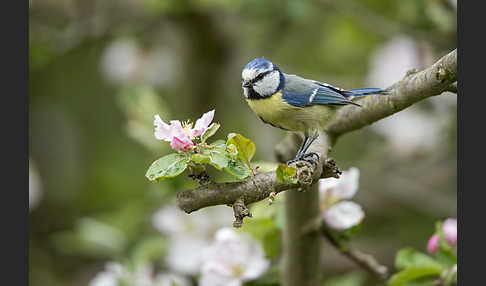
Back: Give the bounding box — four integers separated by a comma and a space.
227, 133, 256, 166
209, 148, 230, 170
191, 153, 211, 164
388, 267, 441, 286
210, 139, 226, 148
395, 247, 443, 271
145, 153, 190, 182
276, 164, 298, 184
224, 160, 252, 180
201, 122, 220, 143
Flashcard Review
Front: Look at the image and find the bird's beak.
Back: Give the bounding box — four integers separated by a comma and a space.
242, 80, 252, 88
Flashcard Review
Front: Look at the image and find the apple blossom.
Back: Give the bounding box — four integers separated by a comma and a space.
152, 203, 233, 275
153, 110, 215, 151
322, 201, 365, 231
318, 167, 364, 230
199, 228, 270, 286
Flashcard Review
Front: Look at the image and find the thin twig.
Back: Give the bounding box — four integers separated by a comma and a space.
321, 226, 390, 281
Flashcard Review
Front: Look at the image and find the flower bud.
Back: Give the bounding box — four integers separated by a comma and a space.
426, 234, 439, 254
442, 218, 457, 246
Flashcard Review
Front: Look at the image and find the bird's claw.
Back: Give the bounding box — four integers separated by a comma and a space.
286, 158, 299, 166
286, 152, 320, 167
302, 152, 319, 161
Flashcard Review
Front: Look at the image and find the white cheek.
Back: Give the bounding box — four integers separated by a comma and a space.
253, 71, 280, 96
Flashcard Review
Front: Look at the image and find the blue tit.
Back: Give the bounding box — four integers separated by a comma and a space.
241, 57, 387, 165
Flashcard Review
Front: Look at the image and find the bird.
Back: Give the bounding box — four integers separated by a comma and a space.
241, 57, 388, 165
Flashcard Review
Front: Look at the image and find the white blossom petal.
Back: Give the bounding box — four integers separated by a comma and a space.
154, 115, 173, 141
323, 201, 364, 230
89, 262, 126, 286
199, 267, 241, 286
319, 167, 360, 201
200, 228, 269, 285
192, 110, 215, 137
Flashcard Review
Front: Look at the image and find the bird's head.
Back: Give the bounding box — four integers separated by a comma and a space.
241, 57, 284, 99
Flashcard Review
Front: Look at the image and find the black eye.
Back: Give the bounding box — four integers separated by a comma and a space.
255, 73, 265, 81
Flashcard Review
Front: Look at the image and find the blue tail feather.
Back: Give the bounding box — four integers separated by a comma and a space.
343, 88, 388, 97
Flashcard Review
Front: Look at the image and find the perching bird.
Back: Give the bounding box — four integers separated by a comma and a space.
241, 57, 387, 165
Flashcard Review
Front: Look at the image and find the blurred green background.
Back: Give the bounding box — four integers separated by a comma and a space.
29, 0, 456, 285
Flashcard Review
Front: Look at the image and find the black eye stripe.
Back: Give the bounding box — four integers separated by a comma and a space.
252, 70, 272, 83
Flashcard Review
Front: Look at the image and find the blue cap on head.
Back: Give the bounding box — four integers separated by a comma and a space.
243, 57, 273, 72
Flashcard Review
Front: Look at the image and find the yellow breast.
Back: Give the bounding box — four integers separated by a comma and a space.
246, 91, 335, 133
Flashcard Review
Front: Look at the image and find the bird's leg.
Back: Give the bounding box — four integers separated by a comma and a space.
286, 136, 309, 165
300, 132, 320, 165
295, 136, 308, 157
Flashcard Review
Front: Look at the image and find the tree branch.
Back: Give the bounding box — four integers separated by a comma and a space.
326, 49, 457, 140
176, 49, 457, 215
321, 226, 389, 281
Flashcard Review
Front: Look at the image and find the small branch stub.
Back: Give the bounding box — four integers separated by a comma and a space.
232, 198, 252, 228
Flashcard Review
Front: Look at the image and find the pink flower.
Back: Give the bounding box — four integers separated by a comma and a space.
192, 110, 215, 137
442, 218, 457, 246
170, 136, 194, 151
427, 234, 439, 254
153, 110, 215, 151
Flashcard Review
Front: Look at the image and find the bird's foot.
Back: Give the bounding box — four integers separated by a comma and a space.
301, 152, 319, 161
286, 152, 320, 167
286, 158, 300, 166
301, 152, 319, 167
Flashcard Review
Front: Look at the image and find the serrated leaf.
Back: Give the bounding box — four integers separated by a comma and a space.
276, 164, 298, 184
145, 153, 189, 182
227, 133, 256, 167
201, 122, 220, 143
388, 267, 441, 286
224, 160, 252, 180
191, 153, 211, 164
395, 248, 443, 271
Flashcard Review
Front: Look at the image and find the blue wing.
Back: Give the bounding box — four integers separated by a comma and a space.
281, 86, 358, 108
281, 74, 386, 108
